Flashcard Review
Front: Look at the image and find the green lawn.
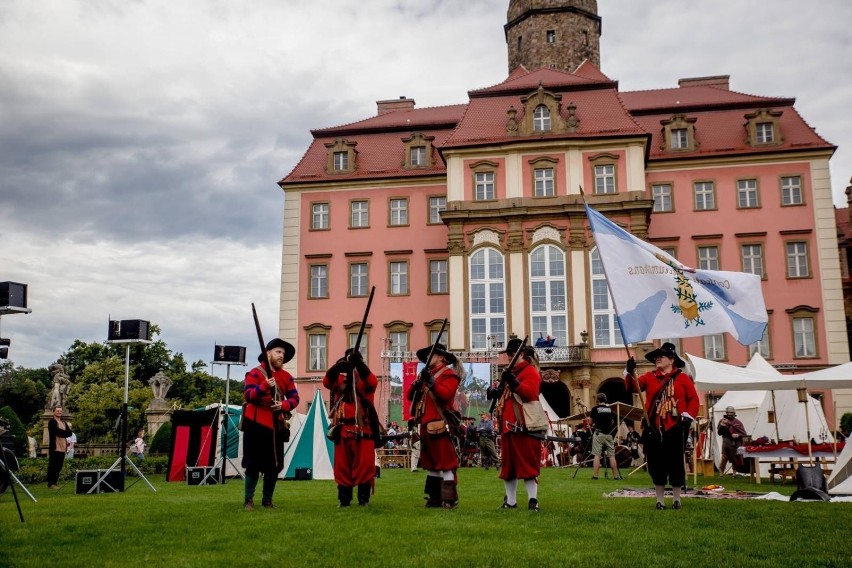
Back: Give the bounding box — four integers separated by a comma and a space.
3, 467, 850, 567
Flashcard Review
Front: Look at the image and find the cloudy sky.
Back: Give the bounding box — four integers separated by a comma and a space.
1, 0, 850, 373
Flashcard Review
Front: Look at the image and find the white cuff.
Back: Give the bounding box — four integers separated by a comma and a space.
681, 412, 694, 421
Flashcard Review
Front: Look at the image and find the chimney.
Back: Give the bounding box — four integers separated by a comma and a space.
377, 96, 416, 115
678, 75, 730, 90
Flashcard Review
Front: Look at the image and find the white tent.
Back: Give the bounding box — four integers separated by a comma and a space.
691, 353, 852, 391
279, 390, 334, 480
827, 441, 852, 494
205, 403, 244, 477
690, 353, 836, 474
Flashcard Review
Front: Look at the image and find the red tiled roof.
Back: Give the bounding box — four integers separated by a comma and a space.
313, 104, 467, 135
443, 85, 644, 149
470, 66, 614, 96
632, 105, 833, 161
620, 85, 787, 113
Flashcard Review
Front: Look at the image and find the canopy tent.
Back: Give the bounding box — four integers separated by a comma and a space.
279, 390, 334, 480
827, 440, 852, 494
166, 407, 220, 482
206, 403, 243, 477
691, 353, 836, 474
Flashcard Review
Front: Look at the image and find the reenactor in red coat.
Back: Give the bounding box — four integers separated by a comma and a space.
406, 343, 462, 508
323, 349, 379, 507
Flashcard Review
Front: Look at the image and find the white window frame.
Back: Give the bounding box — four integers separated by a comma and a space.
737, 179, 759, 208
469, 247, 506, 351
786, 241, 810, 278
308, 333, 327, 371
534, 168, 555, 197
311, 203, 329, 230
429, 196, 446, 224
475, 171, 495, 201
694, 181, 716, 210
748, 325, 771, 358
652, 184, 673, 212
389, 198, 408, 226
389, 261, 409, 296
529, 244, 568, 348
333, 151, 348, 171
594, 164, 616, 195
351, 200, 368, 228
410, 146, 426, 166
590, 248, 622, 347
792, 316, 816, 358
429, 259, 448, 294
533, 105, 551, 132
756, 122, 774, 144
703, 334, 726, 360
781, 176, 803, 206
697, 245, 720, 270
310, 264, 328, 298
670, 128, 688, 149
349, 263, 368, 297
741, 244, 764, 278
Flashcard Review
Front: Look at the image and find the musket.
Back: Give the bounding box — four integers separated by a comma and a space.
251, 303, 285, 441
408, 318, 447, 419
329, 287, 375, 419
488, 335, 529, 416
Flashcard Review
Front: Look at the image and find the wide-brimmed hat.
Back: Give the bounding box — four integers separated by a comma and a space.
644, 342, 685, 368
258, 338, 295, 364
501, 337, 523, 356
415, 342, 457, 365
725, 406, 737, 417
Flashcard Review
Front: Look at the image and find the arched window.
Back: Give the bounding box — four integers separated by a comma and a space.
469, 248, 506, 350
590, 247, 622, 347
533, 105, 551, 132
529, 244, 568, 347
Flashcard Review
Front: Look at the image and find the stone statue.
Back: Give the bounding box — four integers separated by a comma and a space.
47, 362, 71, 409
148, 371, 172, 400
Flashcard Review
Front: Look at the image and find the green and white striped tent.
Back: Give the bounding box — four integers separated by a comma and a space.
280, 389, 334, 480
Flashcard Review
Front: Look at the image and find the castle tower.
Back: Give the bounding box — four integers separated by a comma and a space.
505, 0, 602, 73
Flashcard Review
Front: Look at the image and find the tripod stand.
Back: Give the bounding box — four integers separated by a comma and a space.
205, 360, 246, 485
0, 427, 36, 523
90, 342, 156, 493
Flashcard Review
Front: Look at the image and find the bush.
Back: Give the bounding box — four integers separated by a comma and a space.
149, 422, 172, 454
0, 405, 27, 456
841, 412, 852, 435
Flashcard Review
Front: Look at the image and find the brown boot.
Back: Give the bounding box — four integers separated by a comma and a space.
244, 499, 255, 511
441, 480, 458, 509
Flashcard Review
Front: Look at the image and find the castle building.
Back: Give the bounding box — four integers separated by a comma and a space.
279, 0, 849, 426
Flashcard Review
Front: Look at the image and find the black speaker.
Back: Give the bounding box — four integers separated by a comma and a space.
295, 467, 312, 480
108, 319, 150, 341
214, 345, 246, 364
0, 282, 27, 308
75, 469, 124, 494
186, 466, 221, 485
0, 338, 9, 359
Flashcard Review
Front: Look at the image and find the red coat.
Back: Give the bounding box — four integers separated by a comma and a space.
408, 363, 460, 472
323, 368, 378, 439
243, 365, 299, 430
499, 360, 543, 481
627, 368, 699, 432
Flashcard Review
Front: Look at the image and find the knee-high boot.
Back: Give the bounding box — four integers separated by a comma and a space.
357, 483, 371, 506
424, 476, 442, 508
441, 480, 458, 509
338, 485, 353, 507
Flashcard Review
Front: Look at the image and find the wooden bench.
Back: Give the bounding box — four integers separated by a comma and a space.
767, 459, 834, 484
377, 448, 410, 469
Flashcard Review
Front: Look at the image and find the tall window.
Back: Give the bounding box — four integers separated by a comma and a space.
533, 105, 551, 132
349, 263, 368, 297
389, 261, 409, 295
332, 151, 348, 171
755, 123, 774, 144
389, 198, 408, 226
693, 181, 716, 210
348, 332, 368, 359
781, 176, 803, 205
697, 246, 719, 270
741, 244, 764, 278
594, 164, 616, 194
703, 334, 726, 360
310, 265, 328, 298
786, 242, 810, 278
429, 259, 448, 294
792, 316, 816, 358
590, 248, 622, 347
469, 248, 506, 350
652, 184, 673, 212
410, 146, 426, 166
670, 128, 688, 149
311, 203, 329, 230
389, 330, 409, 357
546, 30, 555, 43
737, 179, 759, 208
351, 200, 368, 228
429, 196, 446, 224
475, 171, 495, 201
308, 333, 327, 371
748, 325, 771, 358
429, 329, 447, 345
529, 245, 568, 347
534, 168, 555, 197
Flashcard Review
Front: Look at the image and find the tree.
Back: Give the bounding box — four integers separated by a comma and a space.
841, 412, 852, 436
0, 365, 47, 428
0, 406, 27, 456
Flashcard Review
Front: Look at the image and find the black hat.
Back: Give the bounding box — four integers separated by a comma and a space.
258, 338, 295, 364
501, 338, 523, 356
415, 343, 457, 365
644, 342, 685, 368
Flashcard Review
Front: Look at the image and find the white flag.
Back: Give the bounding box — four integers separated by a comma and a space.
585, 204, 768, 346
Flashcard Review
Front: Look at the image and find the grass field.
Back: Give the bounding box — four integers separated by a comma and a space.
3, 466, 851, 568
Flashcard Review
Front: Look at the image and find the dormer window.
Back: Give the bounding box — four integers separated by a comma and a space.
533, 105, 551, 132
660, 114, 698, 152
745, 108, 783, 147
402, 132, 434, 169
756, 123, 774, 144
324, 138, 357, 174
